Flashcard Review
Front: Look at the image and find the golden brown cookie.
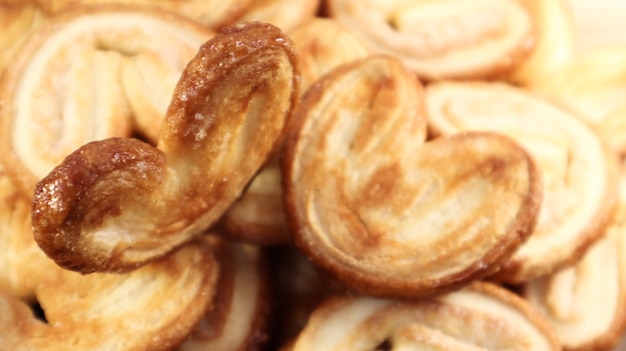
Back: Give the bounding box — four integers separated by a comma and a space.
326, 0, 536, 80
283, 55, 541, 299
0, 0, 45, 73
31, 22, 300, 274
523, 161, 626, 351
0, 4, 214, 195
290, 282, 560, 350
0, 238, 219, 350
426, 81, 619, 283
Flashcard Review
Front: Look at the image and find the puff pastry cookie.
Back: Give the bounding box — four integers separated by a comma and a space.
426, 81, 618, 283
523, 161, 626, 351
283, 55, 541, 298
0, 239, 219, 351
0, 4, 214, 195
30, 22, 300, 273
326, 0, 536, 80
289, 282, 560, 351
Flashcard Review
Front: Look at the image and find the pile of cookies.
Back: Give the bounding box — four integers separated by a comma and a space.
1, 0, 625, 350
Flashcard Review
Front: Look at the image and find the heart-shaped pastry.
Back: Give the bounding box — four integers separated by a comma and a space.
0, 4, 215, 195
288, 282, 560, 351
426, 81, 619, 283
523, 161, 626, 351
0, 238, 219, 351
282, 55, 541, 299
325, 0, 536, 80
30, 22, 300, 273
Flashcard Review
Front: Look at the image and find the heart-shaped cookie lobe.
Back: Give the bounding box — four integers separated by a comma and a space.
282, 55, 542, 299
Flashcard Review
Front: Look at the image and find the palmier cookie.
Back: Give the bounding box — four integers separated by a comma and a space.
0, 4, 214, 195
282, 55, 541, 299
0, 239, 219, 351
31, 22, 300, 274
34, 0, 253, 29
426, 81, 619, 283
325, 0, 536, 81
178, 237, 271, 351
288, 282, 560, 351
522, 161, 626, 351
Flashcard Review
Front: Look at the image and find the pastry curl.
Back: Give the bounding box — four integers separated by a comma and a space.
0, 4, 214, 195
426, 81, 619, 283
178, 237, 271, 351
0, 238, 219, 351
289, 282, 560, 351
31, 22, 300, 273
283, 55, 541, 299
326, 0, 536, 80
523, 161, 626, 351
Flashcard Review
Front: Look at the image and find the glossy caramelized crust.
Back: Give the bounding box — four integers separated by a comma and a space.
289, 17, 370, 92
34, 0, 254, 29
30, 22, 300, 274
283, 55, 541, 299
178, 237, 271, 351
523, 162, 626, 351
290, 282, 561, 351
240, 0, 320, 33
426, 81, 618, 283
0, 239, 220, 351
326, 0, 536, 80
527, 47, 626, 154
0, 4, 214, 195
508, 0, 574, 85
